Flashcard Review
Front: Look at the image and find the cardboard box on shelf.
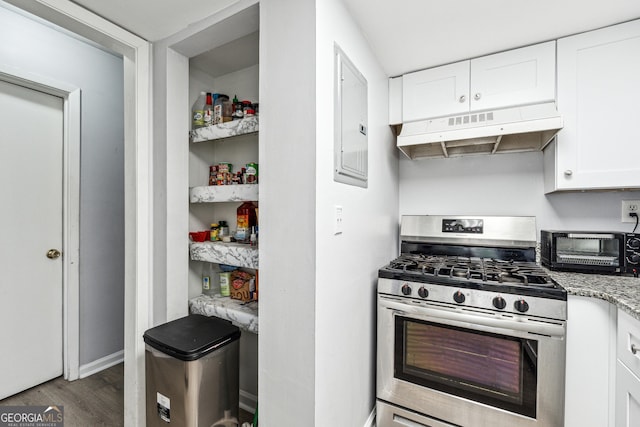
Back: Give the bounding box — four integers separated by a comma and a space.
230, 270, 256, 302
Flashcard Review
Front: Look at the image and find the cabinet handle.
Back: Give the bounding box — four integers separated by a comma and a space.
632, 343, 639, 355
458, 95, 466, 103
564, 170, 573, 176
474, 93, 481, 101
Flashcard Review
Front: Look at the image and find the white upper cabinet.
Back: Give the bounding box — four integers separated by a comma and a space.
402, 60, 470, 122
469, 41, 555, 111
398, 41, 555, 123
545, 19, 640, 192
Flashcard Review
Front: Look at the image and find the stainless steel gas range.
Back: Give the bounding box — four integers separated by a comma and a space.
376, 215, 567, 427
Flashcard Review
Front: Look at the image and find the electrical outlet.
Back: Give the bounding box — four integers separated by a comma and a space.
334, 205, 343, 235
622, 200, 640, 223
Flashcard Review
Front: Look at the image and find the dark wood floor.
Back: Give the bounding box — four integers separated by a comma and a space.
0, 363, 125, 426
0, 363, 254, 426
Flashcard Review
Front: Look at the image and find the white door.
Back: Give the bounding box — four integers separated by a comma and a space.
0, 79, 64, 399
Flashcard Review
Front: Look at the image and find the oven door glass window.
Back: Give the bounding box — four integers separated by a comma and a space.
395, 316, 537, 418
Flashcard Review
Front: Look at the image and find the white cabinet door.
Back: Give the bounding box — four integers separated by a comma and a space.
402, 60, 470, 122
565, 295, 616, 427
618, 309, 640, 378
470, 41, 556, 111
616, 361, 640, 427
550, 19, 640, 191
617, 310, 640, 427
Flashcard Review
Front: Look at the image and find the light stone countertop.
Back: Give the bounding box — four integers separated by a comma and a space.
548, 269, 640, 320
189, 294, 258, 334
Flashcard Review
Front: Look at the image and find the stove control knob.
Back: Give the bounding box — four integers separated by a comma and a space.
629, 238, 640, 250
453, 291, 465, 304
514, 299, 530, 313
401, 284, 412, 296
628, 254, 640, 265
492, 296, 507, 310
418, 287, 429, 299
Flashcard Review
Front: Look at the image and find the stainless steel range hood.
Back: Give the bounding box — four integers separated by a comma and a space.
396, 102, 563, 160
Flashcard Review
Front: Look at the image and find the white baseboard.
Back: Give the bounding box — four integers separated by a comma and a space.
240, 389, 258, 413
364, 406, 376, 427
78, 350, 124, 379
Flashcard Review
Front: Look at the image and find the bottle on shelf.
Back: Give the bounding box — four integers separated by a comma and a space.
250, 226, 257, 246
202, 262, 211, 295
202, 262, 221, 297
236, 201, 257, 243
220, 271, 231, 297
192, 91, 206, 129
203, 92, 214, 127
232, 94, 243, 120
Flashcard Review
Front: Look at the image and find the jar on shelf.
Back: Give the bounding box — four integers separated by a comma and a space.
218, 220, 229, 239
210, 223, 220, 241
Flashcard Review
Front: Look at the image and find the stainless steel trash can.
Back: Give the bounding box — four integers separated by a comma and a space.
143, 314, 241, 427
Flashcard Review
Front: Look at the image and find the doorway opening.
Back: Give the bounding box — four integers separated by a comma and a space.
1, 0, 152, 425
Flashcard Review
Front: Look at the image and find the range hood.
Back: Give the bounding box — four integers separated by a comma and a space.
396, 102, 563, 159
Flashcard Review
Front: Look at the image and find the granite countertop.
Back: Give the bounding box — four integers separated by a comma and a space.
189, 294, 258, 334
548, 269, 640, 320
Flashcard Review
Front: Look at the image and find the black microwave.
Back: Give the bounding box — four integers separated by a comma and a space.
541, 230, 631, 274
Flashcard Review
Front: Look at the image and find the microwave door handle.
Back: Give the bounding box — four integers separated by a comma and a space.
380, 299, 565, 338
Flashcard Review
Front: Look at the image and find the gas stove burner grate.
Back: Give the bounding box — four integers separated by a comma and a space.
387, 254, 553, 287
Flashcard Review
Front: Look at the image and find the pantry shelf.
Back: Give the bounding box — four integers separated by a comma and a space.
189, 294, 258, 334
190, 241, 259, 269
190, 184, 258, 203
190, 115, 259, 143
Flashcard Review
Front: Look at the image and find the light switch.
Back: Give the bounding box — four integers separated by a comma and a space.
334, 205, 343, 235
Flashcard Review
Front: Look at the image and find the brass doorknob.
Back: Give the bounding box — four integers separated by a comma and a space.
46, 249, 61, 259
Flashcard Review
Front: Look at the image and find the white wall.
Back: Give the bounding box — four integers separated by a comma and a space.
259, 0, 317, 424
0, 4, 125, 366
315, 0, 399, 426
399, 151, 640, 233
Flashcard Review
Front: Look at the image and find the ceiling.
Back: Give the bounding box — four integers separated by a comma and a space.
69, 0, 640, 77
69, 0, 241, 42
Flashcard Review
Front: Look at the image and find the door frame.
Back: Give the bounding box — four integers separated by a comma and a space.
0, 65, 81, 381
3, 1, 153, 426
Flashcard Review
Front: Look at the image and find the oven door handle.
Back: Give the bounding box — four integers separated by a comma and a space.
380, 299, 565, 337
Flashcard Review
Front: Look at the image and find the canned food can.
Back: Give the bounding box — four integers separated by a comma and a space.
209, 165, 217, 186
246, 162, 258, 184
218, 162, 232, 173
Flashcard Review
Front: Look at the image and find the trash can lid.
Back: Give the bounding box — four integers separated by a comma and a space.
143, 314, 241, 361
